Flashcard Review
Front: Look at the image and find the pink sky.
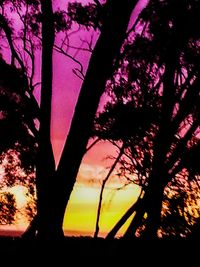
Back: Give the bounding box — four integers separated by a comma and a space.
2, 0, 148, 165
51, 0, 149, 164
0, 0, 148, 236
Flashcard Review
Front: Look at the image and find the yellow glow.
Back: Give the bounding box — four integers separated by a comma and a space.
0, 159, 141, 238
62, 141, 141, 237
9, 185, 27, 208
63, 180, 140, 237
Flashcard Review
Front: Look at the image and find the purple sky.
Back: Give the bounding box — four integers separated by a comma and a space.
51, 0, 148, 164
2, 0, 148, 164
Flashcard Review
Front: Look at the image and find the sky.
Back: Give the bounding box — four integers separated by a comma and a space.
0, 0, 148, 237
51, 0, 148, 237
51, 0, 149, 165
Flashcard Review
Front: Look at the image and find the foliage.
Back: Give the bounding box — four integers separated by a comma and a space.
0, 56, 37, 166
0, 0, 99, 230
54, 10, 72, 33
94, 0, 200, 237
162, 179, 200, 237
67, 2, 102, 30
0, 56, 37, 224
0, 192, 17, 225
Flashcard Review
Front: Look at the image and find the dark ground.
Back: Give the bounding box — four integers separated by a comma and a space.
0, 236, 197, 265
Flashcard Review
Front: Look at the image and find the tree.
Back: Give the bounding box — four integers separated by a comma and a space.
93, 0, 200, 239
35, 0, 56, 239
161, 180, 200, 238
0, 55, 37, 225
0, 0, 83, 238
0, 0, 59, 237
46, 0, 139, 239
131, 0, 200, 239
1, 0, 139, 239
0, 192, 17, 225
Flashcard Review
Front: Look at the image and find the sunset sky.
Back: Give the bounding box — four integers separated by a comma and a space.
0, 0, 147, 237
52, 0, 147, 237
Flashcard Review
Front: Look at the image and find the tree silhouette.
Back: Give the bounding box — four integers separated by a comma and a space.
48, 0, 139, 239
0, 0, 58, 237
161, 180, 200, 238
0, 55, 37, 224
0, 0, 87, 238
2, 0, 199, 241
0, 192, 17, 225
1, 0, 139, 239
93, 0, 200, 239
34, 0, 56, 239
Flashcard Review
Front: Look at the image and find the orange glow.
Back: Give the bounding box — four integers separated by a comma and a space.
63, 163, 140, 237
9, 186, 28, 208
0, 150, 141, 238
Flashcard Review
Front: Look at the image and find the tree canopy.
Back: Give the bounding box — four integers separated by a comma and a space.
94, 0, 200, 238
0, 0, 200, 241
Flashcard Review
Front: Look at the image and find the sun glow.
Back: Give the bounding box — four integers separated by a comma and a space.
9, 185, 28, 208
63, 169, 140, 237
0, 147, 141, 238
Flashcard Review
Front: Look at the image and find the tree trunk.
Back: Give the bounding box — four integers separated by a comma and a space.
106, 191, 143, 239
34, 0, 56, 239
49, 0, 139, 238
135, 21, 185, 239
139, 172, 167, 239
0, 6, 55, 239
106, 2, 191, 240
124, 42, 179, 240
123, 197, 146, 239
122, 171, 166, 239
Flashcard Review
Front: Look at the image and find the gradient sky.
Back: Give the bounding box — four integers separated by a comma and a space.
51, 0, 148, 237
0, 0, 148, 237
51, 0, 149, 165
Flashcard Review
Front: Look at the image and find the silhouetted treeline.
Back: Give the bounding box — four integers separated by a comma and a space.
0, 0, 200, 240
94, 0, 200, 239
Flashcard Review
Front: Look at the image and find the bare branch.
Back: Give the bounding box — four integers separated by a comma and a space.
86, 138, 101, 152
0, 14, 25, 72
54, 44, 85, 79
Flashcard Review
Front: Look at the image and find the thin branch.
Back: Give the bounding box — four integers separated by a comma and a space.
85, 137, 101, 152
167, 120, 199, 172
94, 143, 125, 238
0, 14, 25, 72
106, 190, 144, 239
172, 76, 200, 134
73, 42, 93, 55
72, 68, 85, 80
54, 44, 85, 78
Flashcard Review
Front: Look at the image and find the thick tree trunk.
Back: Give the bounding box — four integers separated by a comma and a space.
0, 6, 55, 239
49, 0, 139, 238
34, 0, 56, 239
123, 171, 166, 239
139, 172, 167, 239
135, 22, 185, 239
